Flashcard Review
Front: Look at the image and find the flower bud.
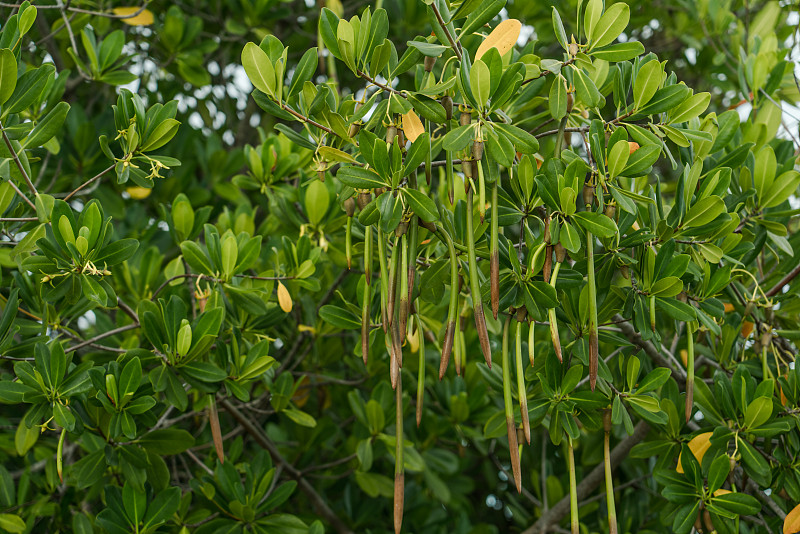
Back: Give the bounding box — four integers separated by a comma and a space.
177, 320, 192, 356
348, 121, 362, 139
568, 42, 579, 57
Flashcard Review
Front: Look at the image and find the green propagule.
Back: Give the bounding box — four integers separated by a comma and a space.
238, 0, 800, 531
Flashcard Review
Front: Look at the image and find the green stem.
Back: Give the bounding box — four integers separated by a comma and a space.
568, 436, 579, 534
587, 229, 599, 390
548, 261, 563, 362
502, 316, 522, 492
515, 319, 530, 444
490, 180, 499, 320
554, 116, 568, 155
445, 149, 454, 205
416, 315, 425, 427
477, 157, 486, 222
388, 234, 400, 329
454, 308, 463, 376
649, 294, 656, 331
466, 188, 492, 367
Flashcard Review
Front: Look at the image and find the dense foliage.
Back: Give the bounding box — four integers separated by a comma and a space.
1, 1, 800, 533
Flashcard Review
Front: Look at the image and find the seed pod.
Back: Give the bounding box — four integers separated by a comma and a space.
459, 110, 471, 127
349, 121, 362, 139
317, 170, 326, 182
344, 196, 356, 217
356, 192, 372, 210
386, 124, 398, 145
441, 95, 453, 120
583, 184, 596, 206
621, 265, 630, 279
543, 216, 552, 244
566, 92, 574, 114
419, 219, 437, 233
472, 140, 484, 161
604, 203, 616, 219
515, 307, 527, 323
424, 55, 436, 72
463, 159, 473, 179
554, 243, 567, 263
397, 128, 406, 148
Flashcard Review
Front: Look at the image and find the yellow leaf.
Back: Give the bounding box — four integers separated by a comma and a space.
407, 327, 419, 353
680, 349, 687, 367
112, 7, 155, 26
785, 502, 800, 534
277, 281, 293, 313
676, 432, 712, 474
126, 186, 152, 199
741, 321, 754, 338
713, 489, 731, 497
402, 110, 424, 143
476, 19, 522, 61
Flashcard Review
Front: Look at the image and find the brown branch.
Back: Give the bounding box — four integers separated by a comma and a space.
614, 314, 687, 387
430, 3, 461, 61
219, 399, 355, 534
0, 122, 37, 196
765, 261, 800, 297
521, 421, 650, 534
63, 165, 115, 201
65, 323, 139, 353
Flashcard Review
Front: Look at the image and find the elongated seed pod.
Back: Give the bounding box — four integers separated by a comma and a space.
394, 370, 404, 534
604, 410, 618, 534
502, 317, 522, 493
515, 320, 530, 444
399, 234, 409, 336
407, 215, 418, 323
362, 226, 373, 364
346, 216, 353, 269
377, 229, 389, 333
441, 95, 453, 121
466, 188, 492, 367
454, 311, 463, 376
686, 322, 695, 423
587, 227, 599, 390
57, 427, 66, 483
490, 181, 499, 320
528, 319, 535, 366
568, 436, 579, 534
548, 260, 563, 362
387, 235, 400, 329
209, 396, 225, 463
440, 228, 459, 379
416, 315, 425, 427
477, 159, 486, 223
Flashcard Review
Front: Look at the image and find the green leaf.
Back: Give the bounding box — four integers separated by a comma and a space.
0, 514, 25, 534
336, 166, 387, 189
607, 139, 630, 179
305, 180, 329, 226
549, 76, 567, 120
365, 399, 385, 434
442, 124, 474, 152
242, 42, 276, 97
551, 7, 568, 50
494, 123, 539, 153
137, 429, 195, 454
743, 396, 772, 430
288, 48, 318, 99
669, 92, 711, 124
712, 492, 761, 516
284, 408, 317, 427
460, 0, 506, 41
590, 41, 644, 61
0, 49, 17, 105
590, 2, 630, 50
571, 211, 618, 238
583, 0, 602, 42
682, 196, 724, 229
633, 60, 662, 109
319, 305, 361, 329
406, 41, 448, 57
142, 487, 181, 529
403, 188, 439, 222
470, 59, 491, 109
762, 170, 800, 208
